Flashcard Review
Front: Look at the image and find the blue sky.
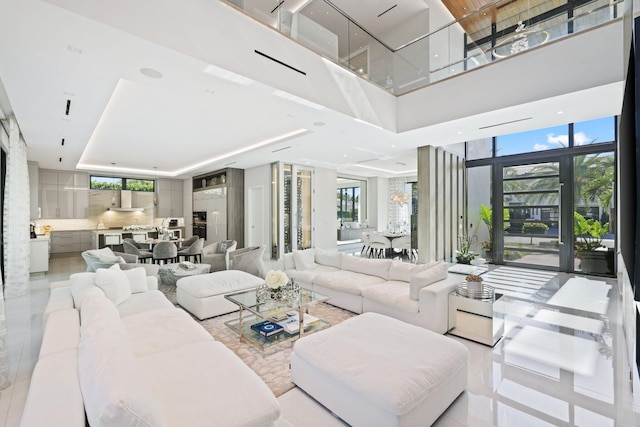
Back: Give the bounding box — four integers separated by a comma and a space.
497, 116, 615, 156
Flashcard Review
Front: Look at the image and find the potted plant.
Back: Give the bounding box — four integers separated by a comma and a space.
574, 212, 612, 274
456, 234, 477, 264
479, 204, 510, 262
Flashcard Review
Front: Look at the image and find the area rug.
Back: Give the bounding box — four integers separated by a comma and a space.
158, 284, 355, 396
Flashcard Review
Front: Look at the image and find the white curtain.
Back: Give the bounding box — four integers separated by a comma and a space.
0, 266, 9, 389
3, 115, 30, 297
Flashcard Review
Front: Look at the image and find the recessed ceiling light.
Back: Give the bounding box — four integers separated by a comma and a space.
140, 68, 163, 79
458, 131, 463, 134
343, 154, 348, 158
557, 110, 564, 114
391, 144, 396, 148
434, 54, 439, 58
313, 121, 325, 127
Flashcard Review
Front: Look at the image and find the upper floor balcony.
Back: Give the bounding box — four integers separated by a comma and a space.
226, 0, 626, 95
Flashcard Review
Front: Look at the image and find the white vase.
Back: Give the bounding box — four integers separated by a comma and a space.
467, 281, 482, 292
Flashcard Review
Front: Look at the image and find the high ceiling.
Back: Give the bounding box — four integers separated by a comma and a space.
0, 0, 626, 180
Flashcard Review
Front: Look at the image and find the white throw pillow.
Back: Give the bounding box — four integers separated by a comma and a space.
409, 262, 449, 300
79, 298, 164, 427
124, 267, 148, 293
314, 248, 342, 269
388, 261, 439, 283
70, 272, 105, 310
283, 253, 295, 270
293, 249, 316, 271
86, 247, 116, 258
342, 256, 391, 280
95, 264, 132, 305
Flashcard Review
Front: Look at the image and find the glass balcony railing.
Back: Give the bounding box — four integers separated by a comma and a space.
225, 0, 623, 95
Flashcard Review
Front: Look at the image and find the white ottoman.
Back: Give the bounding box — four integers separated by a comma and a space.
176, 270, 265, 320
291, 313, 469, 427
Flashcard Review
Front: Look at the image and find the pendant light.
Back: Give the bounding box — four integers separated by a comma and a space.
110, 162, 116, 206
153, 166, 158, 207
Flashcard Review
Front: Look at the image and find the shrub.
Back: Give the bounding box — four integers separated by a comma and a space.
522, 222, 549, 235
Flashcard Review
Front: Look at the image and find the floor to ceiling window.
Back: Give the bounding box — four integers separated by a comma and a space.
466, 116, 616, 276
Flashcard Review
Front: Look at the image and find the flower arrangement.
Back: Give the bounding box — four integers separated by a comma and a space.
265, 270, 288, 289
257, 270, 300, 303
456, 234, 477, 264
465, 274, 484, 283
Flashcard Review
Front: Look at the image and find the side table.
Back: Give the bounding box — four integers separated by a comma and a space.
448, 286, 504, 346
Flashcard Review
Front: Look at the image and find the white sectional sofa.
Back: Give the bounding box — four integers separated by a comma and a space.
276, 248, 460, 334
21, 264, 280, 427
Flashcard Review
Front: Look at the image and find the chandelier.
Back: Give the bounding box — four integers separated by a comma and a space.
390, 192, 410, 206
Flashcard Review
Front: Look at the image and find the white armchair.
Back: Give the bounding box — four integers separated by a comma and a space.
201, 240, 238, 272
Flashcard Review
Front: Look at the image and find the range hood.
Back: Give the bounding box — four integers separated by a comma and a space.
108, 190, 144, 212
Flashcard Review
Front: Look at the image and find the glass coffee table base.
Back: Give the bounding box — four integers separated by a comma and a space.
225, 314, 330, 351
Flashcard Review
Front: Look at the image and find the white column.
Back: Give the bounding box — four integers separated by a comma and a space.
3, 115, 30, 297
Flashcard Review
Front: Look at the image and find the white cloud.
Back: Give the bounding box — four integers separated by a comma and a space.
534, 143, 549, 151
547, 133, 568, 146
574, 131, 593, 146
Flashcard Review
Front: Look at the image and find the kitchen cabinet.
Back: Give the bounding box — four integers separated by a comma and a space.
29, 237, 49, 273
157, 179, 183, 218
40, 170, 89, 219
51, 230, 96, 254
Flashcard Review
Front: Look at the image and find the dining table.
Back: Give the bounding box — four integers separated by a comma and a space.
140, 238, 185, 250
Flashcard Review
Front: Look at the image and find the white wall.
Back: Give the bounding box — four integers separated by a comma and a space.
314, 167, 337, 250
244, 164, 272, 251
368, 177, 389, 231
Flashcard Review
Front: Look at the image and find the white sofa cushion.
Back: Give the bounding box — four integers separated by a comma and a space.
409, 262, 449, 301
361, 281, 419, 314
122, 308, 214, 357
283, 253, 296, 270
94, 264, 132, 305
287, 265, 340, 287
79, 297, 164, 427
388, 261, 439, 283
39, 309, 80, 359
20, 349, 85, 427
43, 286, 75, 327
124, 267, 148, 293
313, 270, 385, 296
293, 249, 317, 271
314, 249, 342, 269
342, 256, 391, 280
116, 290, 175, 318
139, 341, 280, 426
70, 272, 105, 310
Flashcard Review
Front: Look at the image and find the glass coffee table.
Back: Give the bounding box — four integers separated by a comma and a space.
224, 288, 330, 351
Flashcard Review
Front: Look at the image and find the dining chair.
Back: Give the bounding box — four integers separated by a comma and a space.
181, 235, 199, 249
361, 232, 372, 258
152, 241, 178, 265
368, 233, 392, 258
391, 235, 414, 261
123, 240, 153, 263
177, 237, 204, 263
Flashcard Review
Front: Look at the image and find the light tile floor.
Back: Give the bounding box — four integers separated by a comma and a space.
1, 254, 639, 426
